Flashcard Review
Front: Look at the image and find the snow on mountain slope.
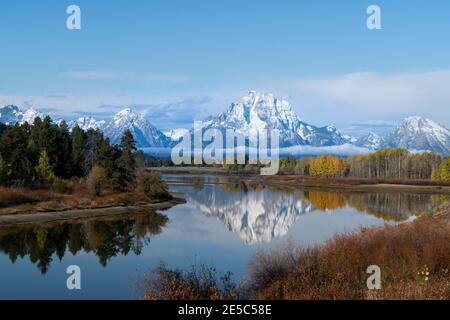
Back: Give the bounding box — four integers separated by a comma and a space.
199, 91, 348, 148
102, 108, 171, 148
67, 116, 106, 131
355, 132, 385, 150
0, 105, 43, 125
164, 128, 189, 141
385, 116, 450, 155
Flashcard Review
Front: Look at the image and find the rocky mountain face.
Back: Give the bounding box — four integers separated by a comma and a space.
199, 91, 349, 148
355, 132, 385, 151
384, 116, 450, 155
100, 108, 171, 147
164, 128, 190, 142
67, 116, 106, 131
0, 105, 43, 125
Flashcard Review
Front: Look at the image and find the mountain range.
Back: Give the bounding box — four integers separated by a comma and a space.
1, 91, 449, 154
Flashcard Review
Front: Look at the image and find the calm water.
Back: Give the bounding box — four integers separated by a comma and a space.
0, 175, 442, 299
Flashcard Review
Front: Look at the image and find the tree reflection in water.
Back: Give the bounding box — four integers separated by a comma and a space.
0, 211, 168, 274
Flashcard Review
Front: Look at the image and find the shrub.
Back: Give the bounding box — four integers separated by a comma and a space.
136, 170, 171, 200
142, 262, 236, 300
52, 178, 72, 194
86, 165, 108, 197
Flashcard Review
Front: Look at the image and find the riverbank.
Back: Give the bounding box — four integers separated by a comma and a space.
0, 192, 185, 227
151, 167, 450, 194
252, 175, 450, 194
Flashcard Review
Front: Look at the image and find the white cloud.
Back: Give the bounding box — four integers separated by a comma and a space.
291, 71, 450, 112
280, 144, 371, 156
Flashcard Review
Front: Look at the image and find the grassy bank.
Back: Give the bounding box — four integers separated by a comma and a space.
141, 203, 450, 300
253, 175, 450, 194
0, 171, 173, 216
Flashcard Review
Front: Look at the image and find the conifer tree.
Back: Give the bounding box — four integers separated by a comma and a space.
35, 150, 55, 183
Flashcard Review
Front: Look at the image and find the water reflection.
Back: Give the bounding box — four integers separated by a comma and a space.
0, 211, 167, 274
178, 176, 442, 244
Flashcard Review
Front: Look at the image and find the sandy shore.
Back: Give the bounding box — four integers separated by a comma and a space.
0, 193, 185, 227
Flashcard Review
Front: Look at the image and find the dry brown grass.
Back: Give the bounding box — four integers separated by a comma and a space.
0, 185, 167, 215
0, 187, 58, 209
244, 213, 450, 300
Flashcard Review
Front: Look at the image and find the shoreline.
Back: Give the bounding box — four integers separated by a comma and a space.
152, 167, 450, 194
0, 193, 185, 227
252, 176, 450, 194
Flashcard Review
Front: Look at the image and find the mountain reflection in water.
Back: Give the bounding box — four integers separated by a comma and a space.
176, 176, 442, 244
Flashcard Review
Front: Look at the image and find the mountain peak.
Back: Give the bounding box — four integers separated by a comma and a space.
203, 91, 346, 147
0, 104, 42, 125
385, 116, 450, 154
103, 107, 170, 147
355, 132, 384, 150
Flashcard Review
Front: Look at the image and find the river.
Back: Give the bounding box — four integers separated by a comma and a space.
0, 174, 442, 299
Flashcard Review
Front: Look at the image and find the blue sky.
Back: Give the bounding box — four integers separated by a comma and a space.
1, 0, 450, 134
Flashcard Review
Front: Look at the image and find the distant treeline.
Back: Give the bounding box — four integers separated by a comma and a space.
280, 148, 450, 181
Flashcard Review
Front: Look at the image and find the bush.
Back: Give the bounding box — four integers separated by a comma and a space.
136, 170, 171, 200
142, 262, 236, 300
86, 165, 108, 197
52, 178, 72, 194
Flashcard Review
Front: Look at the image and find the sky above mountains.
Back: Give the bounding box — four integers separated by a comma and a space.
1, 0, 450, 135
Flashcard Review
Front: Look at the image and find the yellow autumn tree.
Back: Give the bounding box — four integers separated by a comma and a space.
439, 157, 450, 181
310, 155, 348, 178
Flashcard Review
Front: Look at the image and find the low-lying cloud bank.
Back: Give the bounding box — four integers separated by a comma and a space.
141, 144, 371, 159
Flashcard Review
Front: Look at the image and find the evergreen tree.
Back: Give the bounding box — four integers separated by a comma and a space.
35, 150, 55, 183
54, 122, 72, 178
71, 125, 86, 177
115, 130, 137, 190
83, 129, 103, 175
0, 154, 8, 183
0, 124, 33, 181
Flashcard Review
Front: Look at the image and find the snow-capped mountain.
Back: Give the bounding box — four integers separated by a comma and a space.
102, 108, 171, 148
164, 128, 189, 141
199, 91, 348, 148
385, 116, 450, 155
183, 185, 314, 244
0, 105, 43, 125
67, 116, 106, 131
355, 132, 385, 151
